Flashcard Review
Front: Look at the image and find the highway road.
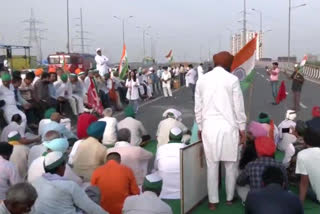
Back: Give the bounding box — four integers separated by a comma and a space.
116, 66, 320, 138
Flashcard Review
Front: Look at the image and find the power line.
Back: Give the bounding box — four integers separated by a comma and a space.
73, 8, 91, 53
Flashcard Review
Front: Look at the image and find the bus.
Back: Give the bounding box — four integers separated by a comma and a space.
48, 52, 96, 73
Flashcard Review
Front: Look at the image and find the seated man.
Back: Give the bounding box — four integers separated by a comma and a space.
76, 111, 98, 139
33, 72, 56, 116
0, 73, 27, 133
118, 106, 149, 146
19, 72, 41, 126
123, 174, 173, 214
1, 182, 38, 214
154, 127, 185, 199
108, 128, 153, 185
69, 73, 85, 115
73, 121, 107, 182
28, 130, 60, 167
296, 116, 320, 203
245, 166, 303, 214
278, 110, 297, 152
99, 108, 117, 146
258, 112, 279, 145
157, 108, 190, 148
28, 137, 82, 185
40, 112, 77, 140
31, 151, 107, 214
237, 136, 288, 202
91, 152, 140, 214
0, 143, 22, 201
0, 114, 39, 145
7, 131, 30, 179
96, 72, 112, 108
53, 73, 72, 115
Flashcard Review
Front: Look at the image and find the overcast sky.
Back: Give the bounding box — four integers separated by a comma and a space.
0, 0, 318, 63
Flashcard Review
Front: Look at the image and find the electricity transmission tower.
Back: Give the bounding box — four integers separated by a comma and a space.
73, 8, 91, 53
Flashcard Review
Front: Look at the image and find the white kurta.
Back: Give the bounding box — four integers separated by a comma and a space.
117, 117, 148, 146
10, 145, 29, 180
155, 143, 185, 199
126, 79, 140, 100
108, 141, 153, 185
54, 81, 72, 98
123, 191, 173, 214
195, 66, 246, 162
156, 118, 188, 148
99, 117, 118, 146
0, 122, 25, 142
0, 84, 27, 132
28, 156, 82, 185
197, 65, 204, 80
95, 54, 109, 77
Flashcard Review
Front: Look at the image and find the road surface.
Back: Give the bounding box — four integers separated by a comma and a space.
116, 66, 320, 138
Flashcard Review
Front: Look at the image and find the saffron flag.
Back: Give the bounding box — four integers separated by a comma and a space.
231, 34, 258, 91
276, 80, 287, 104
165, 50, 173, 63
87, 78, 104, 115
119, 44, 129, 80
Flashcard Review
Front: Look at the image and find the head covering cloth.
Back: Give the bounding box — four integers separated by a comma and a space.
87, 121, 106, 139
254, 136, 276, 157
213, 51, 234, 71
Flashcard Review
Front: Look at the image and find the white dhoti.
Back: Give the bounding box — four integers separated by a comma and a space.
202, 119, 240, 204
68, 95, 85, 115
162, 82, 172, 97
3, 105, 27, 133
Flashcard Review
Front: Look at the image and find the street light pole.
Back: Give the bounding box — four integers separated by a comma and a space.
243, 0, 247, 46
113, 16, 133, 46
66, 0, 70, 53
288, 0, 291, 66
252, 8, 263, 58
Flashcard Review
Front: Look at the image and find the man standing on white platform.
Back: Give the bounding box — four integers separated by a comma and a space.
95, 48, 109, 77
195, 51, 247, 210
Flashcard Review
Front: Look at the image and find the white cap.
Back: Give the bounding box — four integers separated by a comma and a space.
8, 130, 19, 139
286, 110, 297, 121
170, 127, 182, 136
44, 151, 65, 170
96, 48, 101, 52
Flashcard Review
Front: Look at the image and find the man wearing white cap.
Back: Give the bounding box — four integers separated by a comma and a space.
156, 109, 189, 148
7, 131, 30, 179
154, 127, 185, 199
123, 174, 173, 214
277, 110, 297, 152
31, 151, 107, 214
95, 48, 109, 77
28, 137, 82, 185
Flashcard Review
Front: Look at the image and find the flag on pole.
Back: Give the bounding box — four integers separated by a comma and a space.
119, 44, 129, 80
87, 78, 104, 115
300, 54, 308, 67
165, 50, 173, 63
276, 80, 287, 104
231, 34, 258, 91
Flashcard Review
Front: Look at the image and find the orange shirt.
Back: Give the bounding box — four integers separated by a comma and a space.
91, 160, 140, 214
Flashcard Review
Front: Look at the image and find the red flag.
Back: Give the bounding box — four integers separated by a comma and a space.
87, 78, 104, 115
276, 81, 287, 104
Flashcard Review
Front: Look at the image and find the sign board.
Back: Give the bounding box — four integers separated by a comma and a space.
180, 141, 207, 213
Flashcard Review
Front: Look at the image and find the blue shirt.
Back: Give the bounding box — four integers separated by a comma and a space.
40, 121, 77, 140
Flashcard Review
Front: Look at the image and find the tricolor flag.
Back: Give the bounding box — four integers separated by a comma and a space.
119, 44, 129, 80
300, 54, 308, 67
231, 34, 258, 91
165, 50, 173, 63
87, 78, 104, 115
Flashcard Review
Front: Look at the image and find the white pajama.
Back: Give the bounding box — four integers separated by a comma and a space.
162, 82, 172, 97
68, 95, 85, 115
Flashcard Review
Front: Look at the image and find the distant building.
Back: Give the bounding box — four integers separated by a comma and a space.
231, 31, 262, 60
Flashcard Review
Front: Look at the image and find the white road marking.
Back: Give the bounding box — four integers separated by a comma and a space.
300, 102, 308, 109
261, 74, 265, 78
266, 79, 270, 82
